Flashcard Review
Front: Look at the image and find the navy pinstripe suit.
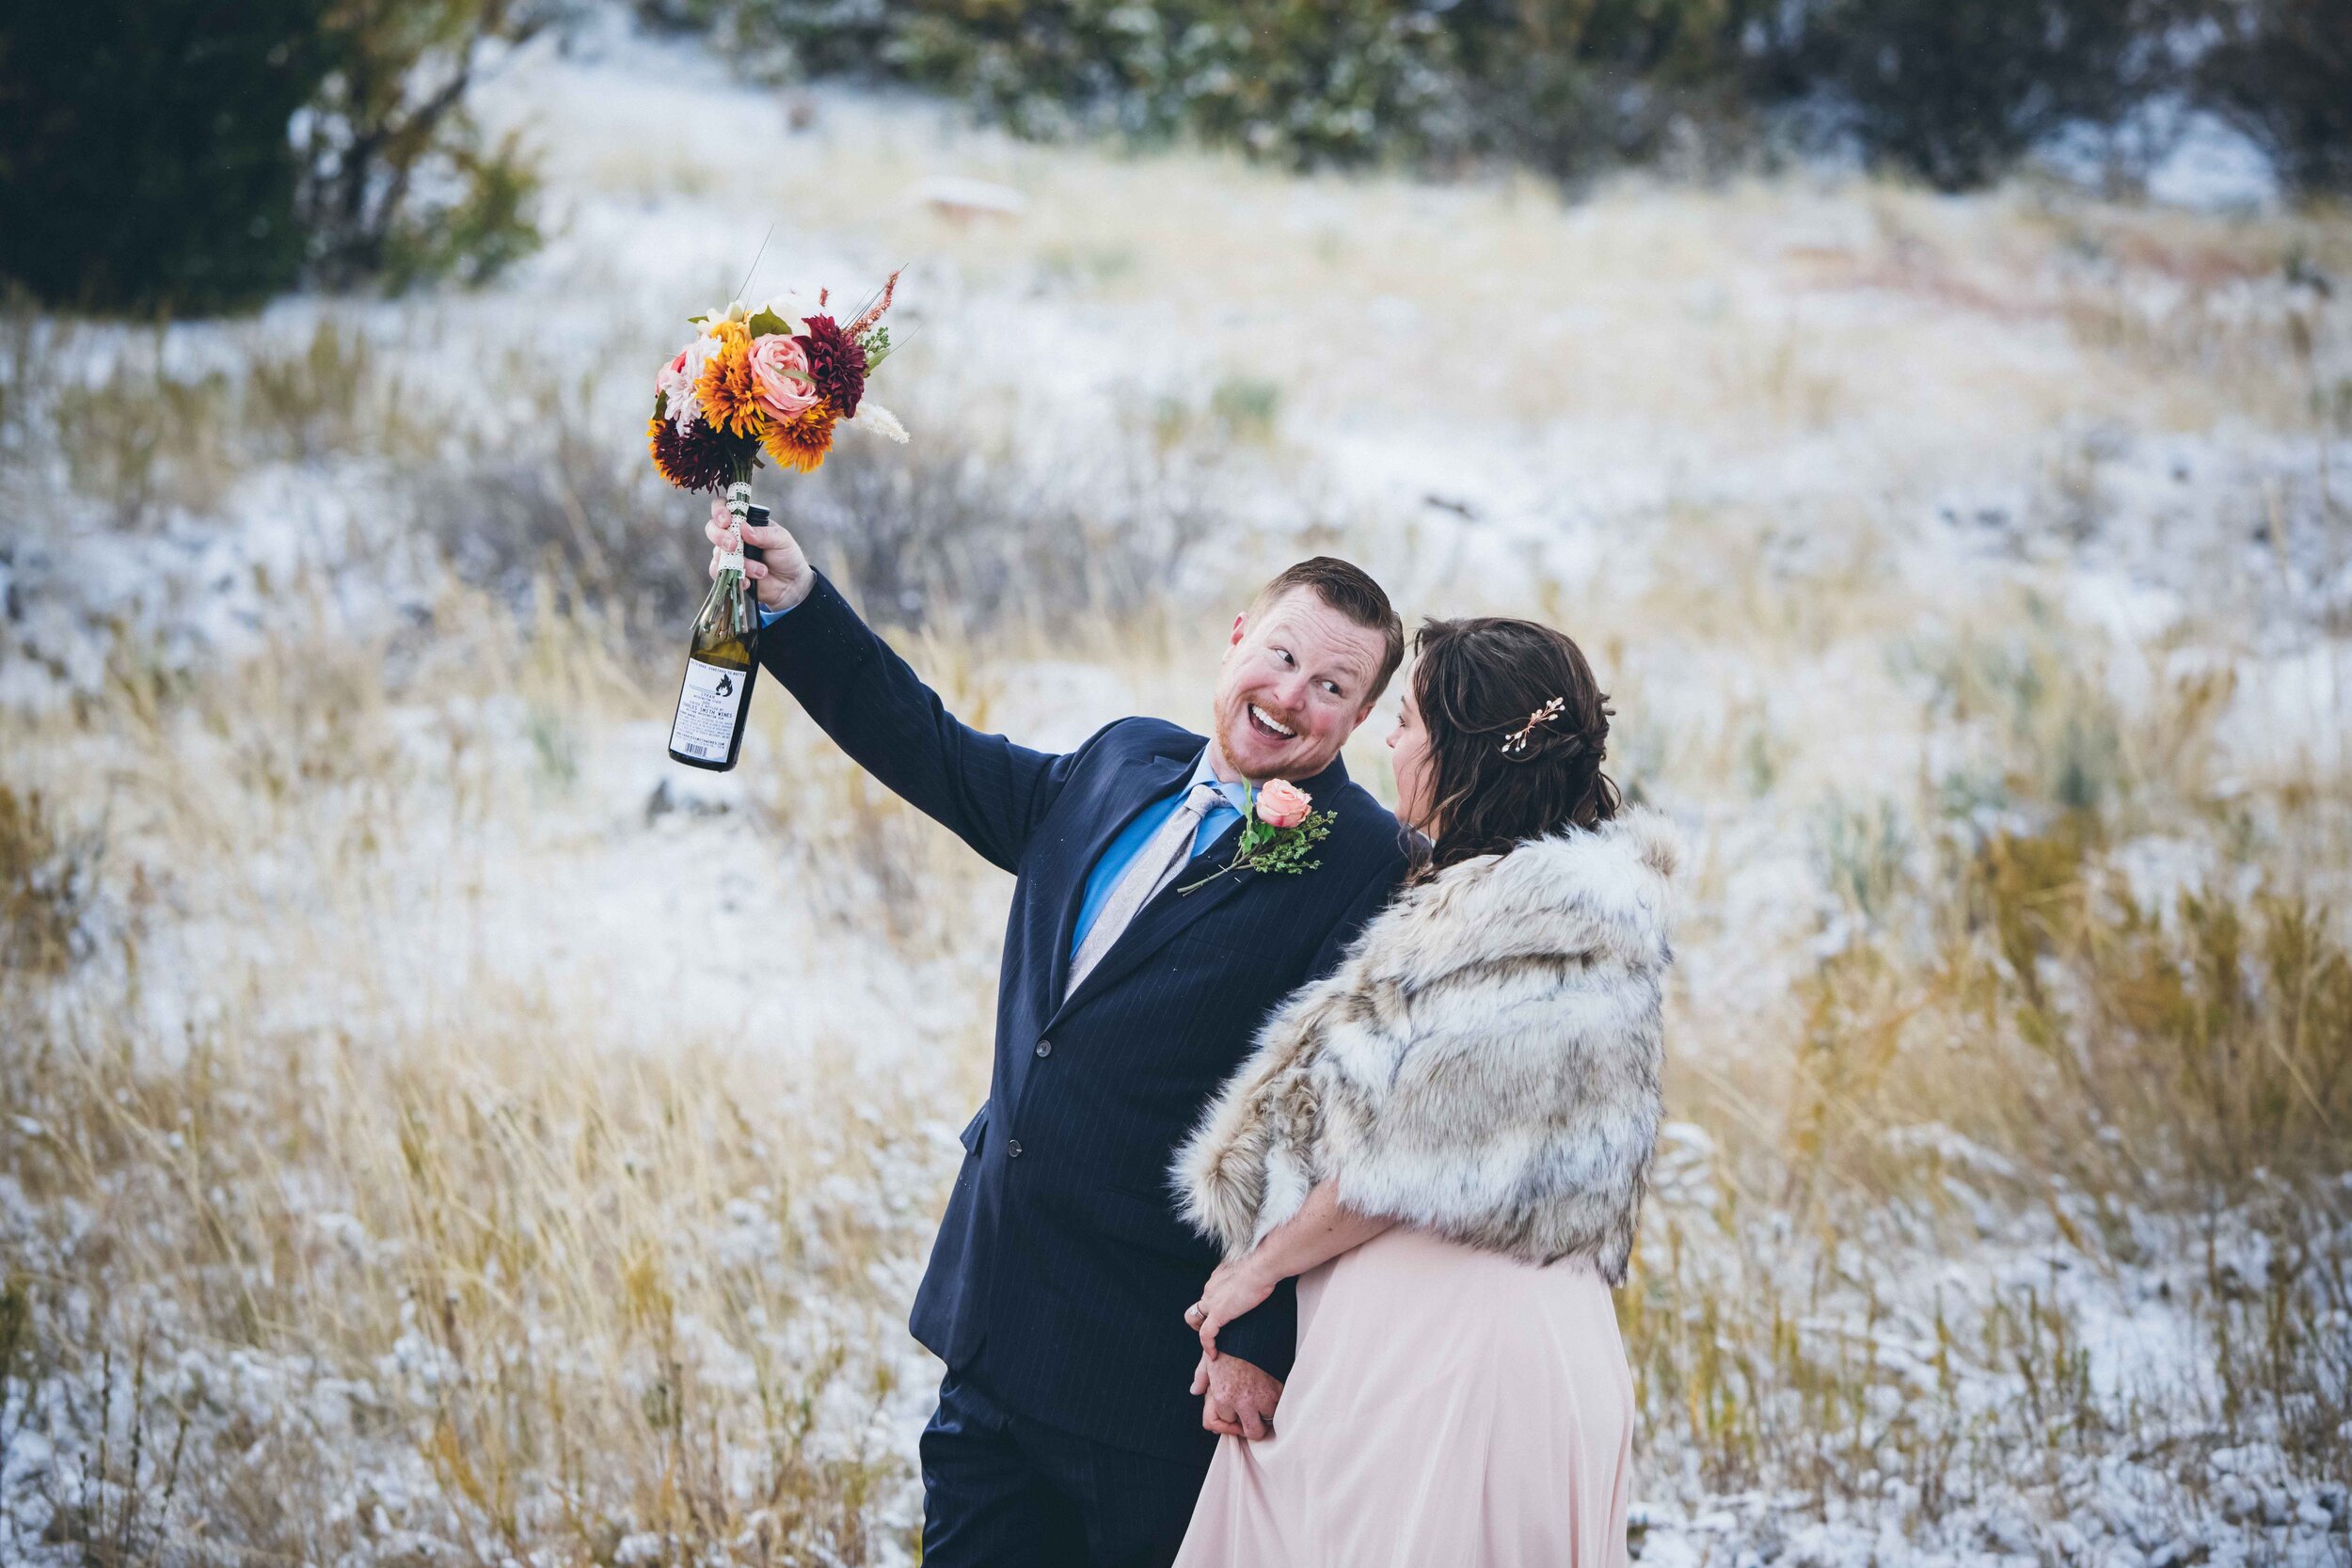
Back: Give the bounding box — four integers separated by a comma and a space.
759, 575, 1406, 1563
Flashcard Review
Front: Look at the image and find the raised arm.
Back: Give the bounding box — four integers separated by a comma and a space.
721, 512, 1068, 871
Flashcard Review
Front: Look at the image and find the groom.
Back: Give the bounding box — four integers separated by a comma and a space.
717, 512, 1407, 1566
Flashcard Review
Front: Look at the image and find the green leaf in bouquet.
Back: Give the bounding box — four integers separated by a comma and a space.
745, 308, 797, 340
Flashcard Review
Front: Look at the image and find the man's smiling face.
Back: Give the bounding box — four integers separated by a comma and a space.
1210, 587, 1385, 784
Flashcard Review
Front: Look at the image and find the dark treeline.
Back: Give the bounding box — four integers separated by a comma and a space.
0, 0, 547, 317
1, 0, 2342, 318
658, 0, 2349, 197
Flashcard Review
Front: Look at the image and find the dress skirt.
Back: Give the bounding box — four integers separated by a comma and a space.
1172, 1226, 1635, 1568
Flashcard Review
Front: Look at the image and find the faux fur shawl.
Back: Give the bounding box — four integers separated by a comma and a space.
1173, 808, 1679, 1282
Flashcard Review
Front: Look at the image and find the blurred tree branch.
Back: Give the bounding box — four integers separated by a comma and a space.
295, 0, 555, 291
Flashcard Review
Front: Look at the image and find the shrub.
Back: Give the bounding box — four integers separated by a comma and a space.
294, 0, 551, 293
0, 0, 543, 317
2193, 0, 2352, 198
1788, 0, 2153, 191
720, 0, 1765, 171
0, 0, 333, 314
1439, 0, 1758, 175
1784, 816, 2352, 1209
0, 786, 98, 978
720, 0, 1470, 166
776, 412, 1208, 636
701, 0, 2352, 195
5, 312, 431, 529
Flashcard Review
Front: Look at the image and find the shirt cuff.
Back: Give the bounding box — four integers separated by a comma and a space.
758, 598, 796, 627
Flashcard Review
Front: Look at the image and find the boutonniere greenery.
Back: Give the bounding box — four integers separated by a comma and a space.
1180, 780, 1333, 894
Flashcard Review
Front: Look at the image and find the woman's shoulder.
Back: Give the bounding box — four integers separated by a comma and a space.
1363, 806, 1683, 975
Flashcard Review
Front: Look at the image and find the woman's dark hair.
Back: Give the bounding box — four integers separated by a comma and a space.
1410, 616, 1619, 873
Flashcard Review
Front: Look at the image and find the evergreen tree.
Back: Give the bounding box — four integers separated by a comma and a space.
0, 0, 333, 314
2196, 0, 2352, 197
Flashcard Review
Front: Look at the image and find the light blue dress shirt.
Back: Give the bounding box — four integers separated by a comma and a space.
762, 596, 1244, 958
1069, 752, 1246, 957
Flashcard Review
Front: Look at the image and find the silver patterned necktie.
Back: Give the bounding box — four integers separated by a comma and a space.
1065, 782, 1228, 999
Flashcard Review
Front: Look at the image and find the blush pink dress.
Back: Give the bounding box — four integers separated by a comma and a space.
1172, 1226, 1635, 1568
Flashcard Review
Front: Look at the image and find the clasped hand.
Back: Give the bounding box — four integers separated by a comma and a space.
1185, 1256, 1276, 1354
1184, 1258, 1282, 1440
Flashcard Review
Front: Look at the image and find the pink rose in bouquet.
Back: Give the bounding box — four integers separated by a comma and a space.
747, 333, 818, 423
1255, 780, 1311, 830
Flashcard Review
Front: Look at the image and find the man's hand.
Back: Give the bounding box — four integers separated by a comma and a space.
705, 502, 816, 613
1190, 1352, 1283, 1441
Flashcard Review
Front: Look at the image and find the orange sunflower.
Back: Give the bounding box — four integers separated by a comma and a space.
694, 322, 763, 438
761, 403, 838, 473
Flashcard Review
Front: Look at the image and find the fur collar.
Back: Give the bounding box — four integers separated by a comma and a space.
1174, 807, 1679, 1279
1367, 807, 1680, 981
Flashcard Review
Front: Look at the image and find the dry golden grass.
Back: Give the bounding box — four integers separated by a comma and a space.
5, 63, 2350, 1554
2, 594, 1023, 1562
8, 554, 2345, 1559
556, 94, 2352, 451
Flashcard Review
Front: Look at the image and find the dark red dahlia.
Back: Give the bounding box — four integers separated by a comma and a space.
647, 410, 741, 494
796, 314, 866, 418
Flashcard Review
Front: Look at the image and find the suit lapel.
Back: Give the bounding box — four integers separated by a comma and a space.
1049, 753, 1354, 1023
1039, 746, 1194, 1014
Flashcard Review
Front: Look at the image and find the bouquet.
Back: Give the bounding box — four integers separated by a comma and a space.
652, 272, 907, 773
647, 269, 907, 528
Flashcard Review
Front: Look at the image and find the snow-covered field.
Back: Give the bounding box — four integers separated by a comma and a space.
3, 16, 2347, 1566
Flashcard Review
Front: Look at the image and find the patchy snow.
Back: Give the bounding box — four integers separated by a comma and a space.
3, 8, 2347, 1565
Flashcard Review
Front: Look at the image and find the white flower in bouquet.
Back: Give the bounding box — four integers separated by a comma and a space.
857, 403, 910, 443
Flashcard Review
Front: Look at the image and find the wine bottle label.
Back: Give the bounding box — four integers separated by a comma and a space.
669, 658, 746, 762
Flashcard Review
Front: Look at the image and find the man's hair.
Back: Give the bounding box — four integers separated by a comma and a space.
1249, 557, 1405, 701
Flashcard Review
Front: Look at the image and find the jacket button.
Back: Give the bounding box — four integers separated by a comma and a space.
1034, 1038, 1053, 1058
1007, 1139, 1025, 1159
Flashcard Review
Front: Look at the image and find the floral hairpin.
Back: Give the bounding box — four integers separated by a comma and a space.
1500, 696, 1566, 755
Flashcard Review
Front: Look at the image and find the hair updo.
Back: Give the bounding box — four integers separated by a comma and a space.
1410, 616, 1619, 874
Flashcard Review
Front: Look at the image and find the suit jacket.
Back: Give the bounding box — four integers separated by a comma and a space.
760, 574, 1407, 1460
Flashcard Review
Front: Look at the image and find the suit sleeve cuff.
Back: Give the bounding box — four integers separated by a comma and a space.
756, 572, 873, 676
1216, 1279, 1297, 1382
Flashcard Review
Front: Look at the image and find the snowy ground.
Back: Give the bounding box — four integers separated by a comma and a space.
2, 13, 2348, 1567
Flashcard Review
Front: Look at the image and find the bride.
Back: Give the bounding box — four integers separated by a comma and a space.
1170, 614, 1678, 1568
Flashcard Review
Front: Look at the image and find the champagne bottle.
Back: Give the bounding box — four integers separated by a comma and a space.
667, 485, 767, 771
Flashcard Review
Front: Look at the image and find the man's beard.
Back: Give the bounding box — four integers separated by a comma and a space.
1209, 705, 1250, 783
1212, 699, 1311, 784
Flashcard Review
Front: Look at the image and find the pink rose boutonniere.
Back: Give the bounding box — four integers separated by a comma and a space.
1180, 781, 1334, 894
1255, 779, 1311, 828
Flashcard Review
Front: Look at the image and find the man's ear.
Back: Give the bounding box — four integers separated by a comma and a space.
1227, 611, 1248, 650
